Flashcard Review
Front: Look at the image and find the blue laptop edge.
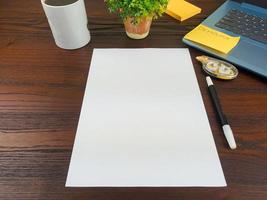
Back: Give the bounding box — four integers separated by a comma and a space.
183, 0, 267, 78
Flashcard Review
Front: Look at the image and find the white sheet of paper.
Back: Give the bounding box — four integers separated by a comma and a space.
66, 48, 226, 187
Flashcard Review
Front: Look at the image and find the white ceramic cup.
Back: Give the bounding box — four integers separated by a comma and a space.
41, 0, 91, 50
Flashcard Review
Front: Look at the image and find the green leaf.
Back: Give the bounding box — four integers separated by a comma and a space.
105, 0, 169, 24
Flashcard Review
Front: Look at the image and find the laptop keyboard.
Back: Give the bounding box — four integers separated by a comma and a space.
215, 9, 267, 44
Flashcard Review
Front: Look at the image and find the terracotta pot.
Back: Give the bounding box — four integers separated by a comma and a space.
123, 17, 152, 39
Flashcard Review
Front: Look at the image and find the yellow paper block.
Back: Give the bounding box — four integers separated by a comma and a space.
166, 0, 201, 21
184, 24, 240, 54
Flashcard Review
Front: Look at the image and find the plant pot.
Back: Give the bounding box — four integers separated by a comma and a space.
123, 17, 152, 39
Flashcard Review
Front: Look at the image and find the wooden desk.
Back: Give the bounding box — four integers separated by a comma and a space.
0, 0, 266, 199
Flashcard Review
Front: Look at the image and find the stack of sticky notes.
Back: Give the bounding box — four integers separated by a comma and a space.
184, 24, 240, 54
166, 0, 201, 21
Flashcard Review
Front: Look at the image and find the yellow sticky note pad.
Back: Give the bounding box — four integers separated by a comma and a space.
184, 24, 240, 54
166, 0, 201, 21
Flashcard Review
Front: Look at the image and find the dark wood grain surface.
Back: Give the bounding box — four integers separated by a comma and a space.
0, 0, 267, 199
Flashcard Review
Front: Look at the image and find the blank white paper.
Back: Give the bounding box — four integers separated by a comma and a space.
66, 48, 226, 187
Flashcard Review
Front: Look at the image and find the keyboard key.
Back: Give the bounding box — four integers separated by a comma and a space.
215, 9, 267, 44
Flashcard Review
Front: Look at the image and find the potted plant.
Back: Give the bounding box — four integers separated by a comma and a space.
105, 0, 169, 39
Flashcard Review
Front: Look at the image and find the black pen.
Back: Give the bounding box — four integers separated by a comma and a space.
206, 76, 237, 149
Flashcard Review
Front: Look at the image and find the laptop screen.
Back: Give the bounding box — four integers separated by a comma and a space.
233, 0, 267, 8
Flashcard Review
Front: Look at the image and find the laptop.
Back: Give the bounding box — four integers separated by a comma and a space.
183, 0, 267, 78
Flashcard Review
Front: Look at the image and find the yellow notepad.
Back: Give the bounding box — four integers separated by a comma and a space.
166, 0, 201, 21
184, 24, 240, 54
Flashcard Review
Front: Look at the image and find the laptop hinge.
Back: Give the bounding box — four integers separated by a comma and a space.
241, 3, 267, 15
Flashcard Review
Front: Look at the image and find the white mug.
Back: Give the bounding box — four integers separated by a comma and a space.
41, 0, 91, 50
